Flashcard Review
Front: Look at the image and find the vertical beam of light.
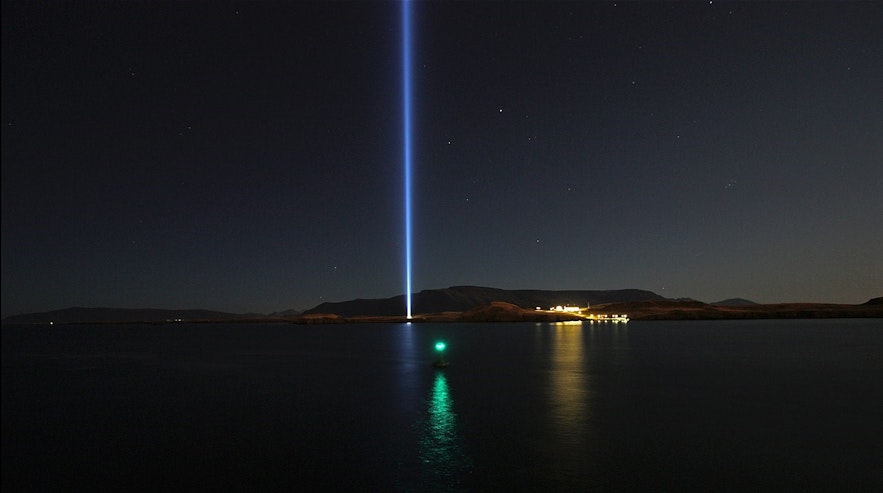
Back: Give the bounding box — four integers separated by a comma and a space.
401, 0, 413, 319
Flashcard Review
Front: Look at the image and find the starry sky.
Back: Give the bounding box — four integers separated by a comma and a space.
2, 1, 881, 317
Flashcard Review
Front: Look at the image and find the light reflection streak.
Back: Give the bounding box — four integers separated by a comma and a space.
549, 322, 589, 445
395, 323, 420, 416
418, 370, 471, 488
530, 321, 598, 487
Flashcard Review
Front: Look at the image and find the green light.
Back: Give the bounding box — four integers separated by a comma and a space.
435, 341, 446, 352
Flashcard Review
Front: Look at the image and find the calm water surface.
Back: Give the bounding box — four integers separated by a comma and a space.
3, 319, 882, 491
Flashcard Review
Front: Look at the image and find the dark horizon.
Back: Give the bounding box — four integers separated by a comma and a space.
3, 285, 881, 323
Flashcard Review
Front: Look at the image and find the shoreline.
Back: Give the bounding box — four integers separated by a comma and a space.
5, 301, 880, 326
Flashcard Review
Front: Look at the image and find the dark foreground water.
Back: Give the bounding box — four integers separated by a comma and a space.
3, 319, 882, 492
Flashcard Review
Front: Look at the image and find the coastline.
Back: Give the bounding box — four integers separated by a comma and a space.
6, 300, 879, 325
278, 300, 883, 324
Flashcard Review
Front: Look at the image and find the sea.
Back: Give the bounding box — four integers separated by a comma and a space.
2, 319, 882, 492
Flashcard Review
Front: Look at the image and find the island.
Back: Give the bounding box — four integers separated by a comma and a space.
3, 286, 880, 325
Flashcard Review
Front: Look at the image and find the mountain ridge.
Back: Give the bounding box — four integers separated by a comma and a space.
3, 290, 881, 324
302, 285, 665, 317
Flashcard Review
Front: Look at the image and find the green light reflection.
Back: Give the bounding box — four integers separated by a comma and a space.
418, 371, 472, 488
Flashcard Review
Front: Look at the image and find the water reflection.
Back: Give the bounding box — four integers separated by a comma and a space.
418, 370, 472, 489
549, 322, 589, 446
395, 324, 420, 416
528, 322, 599, 487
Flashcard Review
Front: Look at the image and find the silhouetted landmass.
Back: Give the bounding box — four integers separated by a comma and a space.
304, 299, 882, 323
4, 291, 880, 325
459, 301, 582, 322
593, 300, 883, 320
711, 298, 759, 306
303, 285, 664, 317
266, 308, 303, 318
300, 302, 584, 324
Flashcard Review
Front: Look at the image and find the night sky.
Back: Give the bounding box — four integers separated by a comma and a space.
2, 1, 881, 317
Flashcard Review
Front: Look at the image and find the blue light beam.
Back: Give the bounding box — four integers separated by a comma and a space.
401, 0, 413, 319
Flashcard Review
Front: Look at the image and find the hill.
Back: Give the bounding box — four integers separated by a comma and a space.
459, 301, 583, 322
4, 292, 879, 325
302, 285, 664, 317
593, 300, 883, 320
711, 298, 759, 306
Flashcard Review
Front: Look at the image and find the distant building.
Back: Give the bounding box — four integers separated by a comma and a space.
549, 305, 582, 313
533, 305, 629, 322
